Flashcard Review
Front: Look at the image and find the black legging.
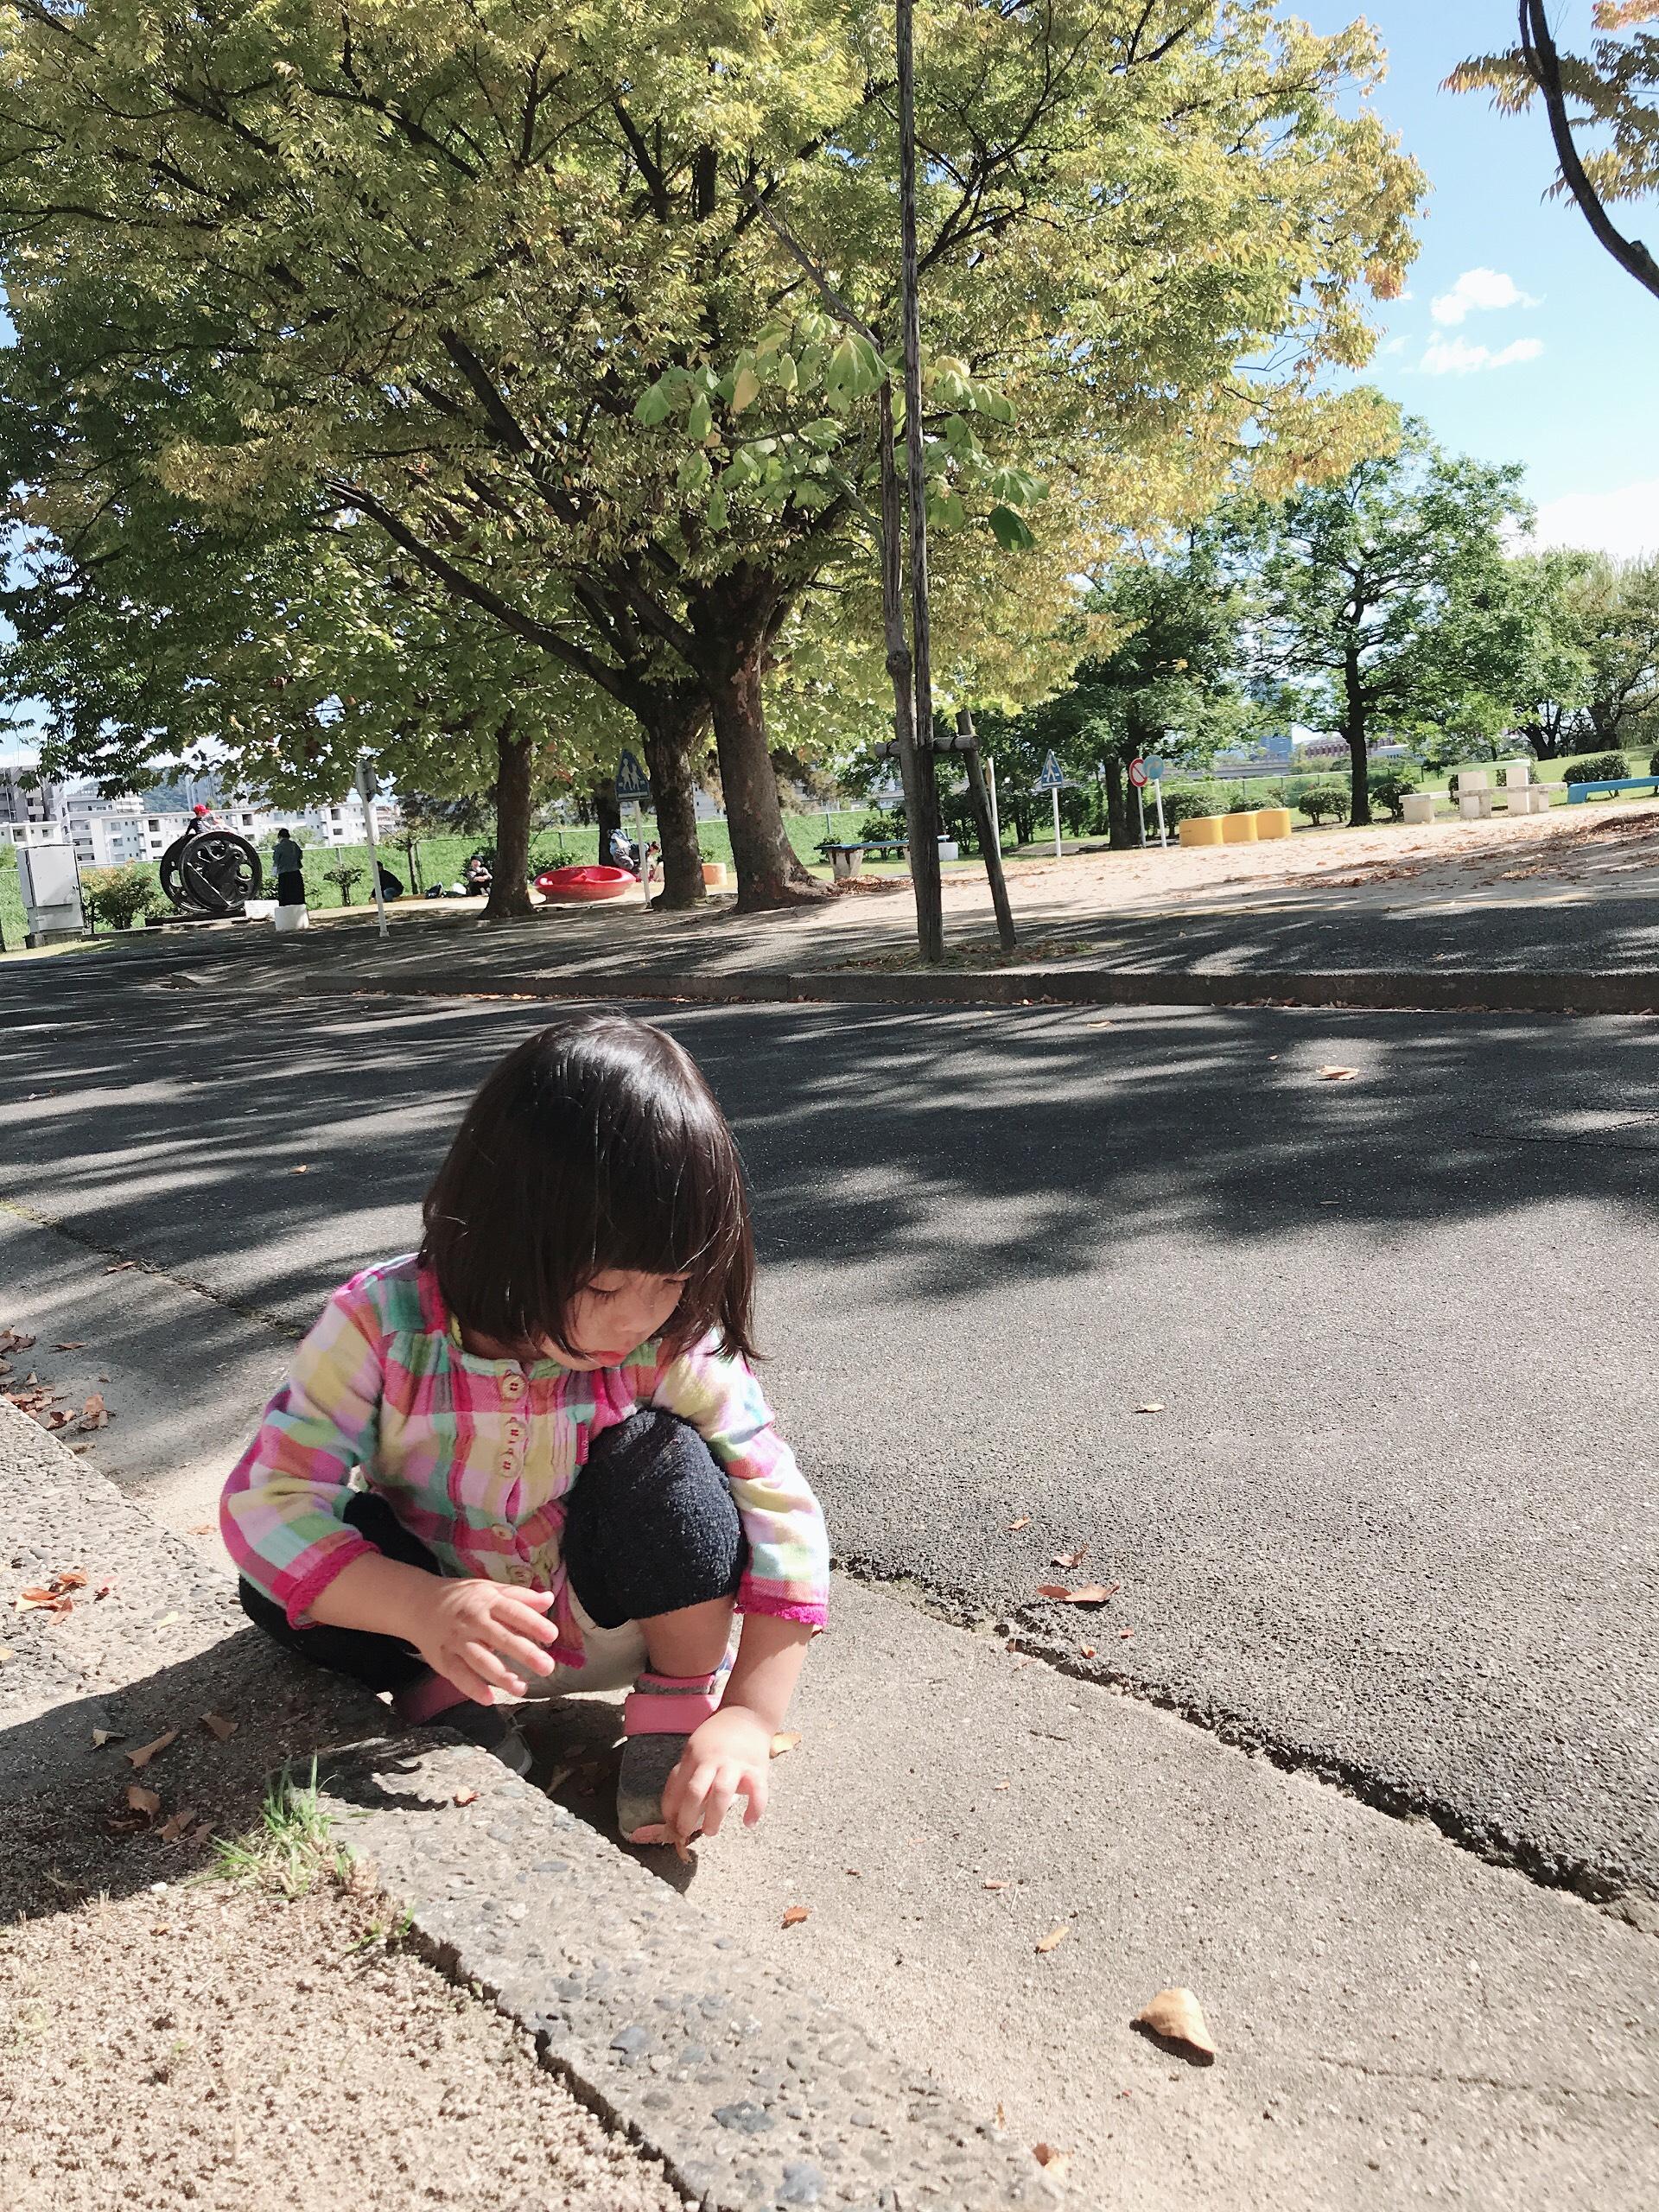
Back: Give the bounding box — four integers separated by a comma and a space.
238, 1408, 746, 1694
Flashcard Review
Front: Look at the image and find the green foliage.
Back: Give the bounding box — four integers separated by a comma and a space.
1368, 764, 1421, 819
0, 840, 16, 869
79, 862, 160, 931
1297, 781, 1350, 826
322, 863, 364, 907
1158, 786, 1226, 829
1235, 418, 1536, 824
1562, 751, 1636, 784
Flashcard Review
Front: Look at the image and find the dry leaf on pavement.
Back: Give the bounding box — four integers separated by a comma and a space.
769, 1731, 802, 1758
1318, 1065, 1360, 1082
1133, 1986, 1217, 2060
1134, 1401, 1165, 1414
15, 1586, 74, 1616
291, 1165, 310, 1175
187, 1523, 214, 1536
92, 1728, 122, 1748
104, 1262, 135, 1274
125, 1784, 161, 1818
0, 1330, 36, 1353
982, 1879, 1008, 1891
1034, 1582, 1119, 1606
153, 1611, 183, 1628
1033, 2143, 1071, 2177
1006, 1516, 1032, 1531
125, 1729, 179, 1770
1050, 1546, 1088, 1568
51, 1342, 87, 1351
158, 1805, 196, 1843
1034, 1923, 1070, 1955
79, 1394, 109, 1430
452, 1787, 480, 1807
1078, 1644, 1096, 1658
200, 1712, 238, 1741
781, 1904, 810, 1929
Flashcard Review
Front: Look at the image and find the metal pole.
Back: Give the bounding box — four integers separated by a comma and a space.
1051, 785, 1063, 859
359, 767, 390, 940
987, 755, 1001, 852
1154, 780, 1168, 849
1135, 783, 1146, 845
896, 0, 944, 963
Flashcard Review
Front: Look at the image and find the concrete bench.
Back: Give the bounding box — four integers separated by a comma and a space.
1565, 777, 1659, 804
818, 838, 908, 880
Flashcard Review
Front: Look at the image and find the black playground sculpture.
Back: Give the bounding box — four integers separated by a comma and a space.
158, 804, 264, 918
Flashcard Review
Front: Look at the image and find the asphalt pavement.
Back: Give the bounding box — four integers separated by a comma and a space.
3, 950, 1654, 1905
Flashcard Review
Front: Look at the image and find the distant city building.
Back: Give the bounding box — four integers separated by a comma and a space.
0, 765, 399, 866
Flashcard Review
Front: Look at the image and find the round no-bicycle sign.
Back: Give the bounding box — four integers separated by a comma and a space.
1128, 757, 1148, 789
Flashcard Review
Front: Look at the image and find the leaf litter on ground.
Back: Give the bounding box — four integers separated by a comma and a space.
1134, 1986, 1217, 2061
1034, 1581, 1119, 1606
125, 1729, 179, 1770
1034, 1923, 1070, 1955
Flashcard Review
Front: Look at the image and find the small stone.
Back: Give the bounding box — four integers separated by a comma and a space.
712, 2101, 774, 2135
610, 2025, 651, 2057
778, 2164, 826, 2207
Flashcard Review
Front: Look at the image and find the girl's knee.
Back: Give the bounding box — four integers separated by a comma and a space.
565, 1409, 745, 1630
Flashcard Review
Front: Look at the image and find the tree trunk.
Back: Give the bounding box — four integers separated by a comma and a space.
1103, 758, 1135, 850
486, 725, 535, 918
1343, 646, 1371, 828
639, 693, 709, 911
706, 655, 823, 912
594, 779, 620, 864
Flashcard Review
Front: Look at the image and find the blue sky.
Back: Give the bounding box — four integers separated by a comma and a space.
1302, 0, 1656, 556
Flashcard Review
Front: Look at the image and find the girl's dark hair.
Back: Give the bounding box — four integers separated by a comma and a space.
420, 1014, 757, 1363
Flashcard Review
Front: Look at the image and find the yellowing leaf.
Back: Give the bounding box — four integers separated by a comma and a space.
731, 365, 761, 413
769, 1730, 802, 1758
1035, 1923, 1070, 1954
1034, 1582, 1119, 1606
781, 1904, 810, 1929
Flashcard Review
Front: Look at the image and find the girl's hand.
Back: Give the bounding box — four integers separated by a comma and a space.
410, 1579, 560, 1705
661, 1705, 773, 1845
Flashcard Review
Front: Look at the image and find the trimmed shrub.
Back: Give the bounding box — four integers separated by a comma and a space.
81, 862, 161, 931
1297, 781, 1349, 826
1562, 752, 1631, 785
1159, 787, 1221, 829
1369, 765, 1420, 821
323, 863, 364, 906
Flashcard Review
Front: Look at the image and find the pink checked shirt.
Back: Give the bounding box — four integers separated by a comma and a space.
221, 1255, 829, 1662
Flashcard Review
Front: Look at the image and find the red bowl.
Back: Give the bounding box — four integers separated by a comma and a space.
534, 864, 636, 903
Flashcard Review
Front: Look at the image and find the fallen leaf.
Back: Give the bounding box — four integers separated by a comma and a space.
153, 1612, 183, 1628
52, 1342, 87, 1352
452, 1786, 480, 1807
995, 2101, 1007, 2130
982, 1878, 1008, 1891
781, 1904, 810, 1929
1318, 1065, 1360, 1082
1034, 1582, 1119, 1606
1006, 1516, 1032, 1531
187, 1523, 214, 1536
54, 1570, 88, 1592
1134, 1401, 1165, 1414
125, 1729, 179, 1770
1133, 1986, 1217, 2060
1035, 1923, 1070, 1955
79, 1394, 109, 1430
291, 1164, 309, 1175
993, 1780, 1009, 1791
0, 1329, 37, 1352
92, 1728, 123, 1748
15, 1588, 73, 1616
769, 1730, 802, 1758
188, 1821, 213, 1844
93, 1579, 115, 1600
1050, 1546, 1089, 1569
200, 1712, 238, 1742
1033, 2143, 1071, 2177
158, 1805, 196, 1843
126, 1784, 161, 1818
1078, 1644, 1096, 1658
0, 1643, 15, 1662
104, 1261, 135, 1274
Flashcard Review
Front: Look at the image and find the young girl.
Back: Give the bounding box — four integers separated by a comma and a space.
222, 1014, 829, 1848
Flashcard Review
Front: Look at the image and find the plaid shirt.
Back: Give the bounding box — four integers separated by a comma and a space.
221, 1255, 829, 1662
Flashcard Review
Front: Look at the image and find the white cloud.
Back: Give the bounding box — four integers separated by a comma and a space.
1418, 334, 1544, 375
1431, 268, 1541, 325
1531, 480, 1659, 562
1378, 333, 1408, 356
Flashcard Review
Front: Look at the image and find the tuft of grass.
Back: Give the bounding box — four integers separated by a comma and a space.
210, 1759, 355, 1899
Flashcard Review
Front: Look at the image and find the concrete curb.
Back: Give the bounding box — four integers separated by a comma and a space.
285, 961, 1659, 1017
0, 1405, 1046, 2212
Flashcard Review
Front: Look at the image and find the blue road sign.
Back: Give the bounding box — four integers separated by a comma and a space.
1034, 750, 1067, 791
615, 749, 652, 803
1142, 754, 1166, 782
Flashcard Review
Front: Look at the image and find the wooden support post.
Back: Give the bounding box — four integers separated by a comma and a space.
954, 709, 1015, 952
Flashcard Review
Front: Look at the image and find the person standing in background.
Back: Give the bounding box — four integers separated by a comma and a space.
272, 827, 307, 907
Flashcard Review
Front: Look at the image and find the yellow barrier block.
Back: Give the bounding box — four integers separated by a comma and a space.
1220, 810, 1259, 843
1255, 808, 1293, 841
1178, 815, 1224, 848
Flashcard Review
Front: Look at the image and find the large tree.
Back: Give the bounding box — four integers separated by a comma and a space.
1239, 421, 1536, 825
0, 0, 1421, 912
1567, 551, 1659, 744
